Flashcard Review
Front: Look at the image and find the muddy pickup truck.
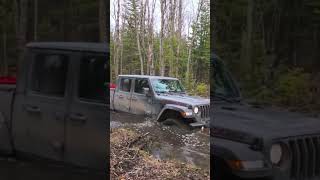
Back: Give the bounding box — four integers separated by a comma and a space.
0, 42, 108, 171
212, 53, 320, 180
110, 75, 210, 128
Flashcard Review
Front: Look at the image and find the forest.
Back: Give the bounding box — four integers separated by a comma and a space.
0, 0, 107, 77
214, 0, 320, 113
111, 0, 210, 97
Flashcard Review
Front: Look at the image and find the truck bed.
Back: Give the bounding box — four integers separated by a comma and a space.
0, 84, 16, 154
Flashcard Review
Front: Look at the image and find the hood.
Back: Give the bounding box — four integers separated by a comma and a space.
157, 94, 210, 107
212, 102, 320, 141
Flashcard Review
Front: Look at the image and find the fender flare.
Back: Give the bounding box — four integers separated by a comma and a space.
212, 136, 267, 161
156, 104, 192, 122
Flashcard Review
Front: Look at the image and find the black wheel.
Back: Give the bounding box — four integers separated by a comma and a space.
213, 157, 239, 180
163, 118, 191, 131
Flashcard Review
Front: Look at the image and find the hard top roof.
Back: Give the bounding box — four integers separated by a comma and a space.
119, 75, 178, 80
26, 42, 108, 53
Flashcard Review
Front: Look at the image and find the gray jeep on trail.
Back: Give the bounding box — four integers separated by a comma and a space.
212, 53, 320, 180
110, 75, 210, 128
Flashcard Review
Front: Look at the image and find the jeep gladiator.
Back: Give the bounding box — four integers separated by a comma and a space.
212, 53, 320, 180
110, 75, 210, 128
0, 42, 108, 171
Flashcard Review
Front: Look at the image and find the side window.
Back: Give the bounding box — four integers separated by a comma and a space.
134, 78, 149, 94
78, 55, 108, 103
120, 78, 132, 92
31, 54, 68, 97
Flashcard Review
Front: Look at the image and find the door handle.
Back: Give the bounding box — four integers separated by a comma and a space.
69, 113, 87, 124
25, 105, 40, 113
132, 97, 138, 101
118, 95, 124, 99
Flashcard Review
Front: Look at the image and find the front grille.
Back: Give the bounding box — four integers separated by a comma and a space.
199, 105, 210, 118
285, 135, 320, 179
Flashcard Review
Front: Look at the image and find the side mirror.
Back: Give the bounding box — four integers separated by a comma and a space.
143, 87, 151, 96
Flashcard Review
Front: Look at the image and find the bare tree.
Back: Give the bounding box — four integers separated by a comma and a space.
34, 0, 38, 41
99, 0, 107, 42
159, 0, 167, 76
2, 25, 8, 76
113, 0, 121, 78
186, 0, 203, 82
146, 0, 156, 75
168, 0, 177, 77
175, 0, 183, 77
16, 0, 28, 66
133, 0, 144, 75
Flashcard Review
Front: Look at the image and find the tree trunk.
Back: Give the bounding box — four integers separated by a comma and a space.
2, 27, 8, 76
186, 0, 203, 82
34, 0, 38, 41
17, 0, 28, 67
245, 0, 253, 76
176, 0, 182, 78
99, 0, 107, 42
113, 0, 121, 78
146, 0, 156, 75
160, 0, 166, 76
134, 0, 144, 75
136, 31, 144, 75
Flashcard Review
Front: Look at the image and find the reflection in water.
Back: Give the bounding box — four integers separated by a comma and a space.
0, 158, 106, 180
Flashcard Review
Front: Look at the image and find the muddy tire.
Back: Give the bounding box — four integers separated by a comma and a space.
163, 118, 191, 131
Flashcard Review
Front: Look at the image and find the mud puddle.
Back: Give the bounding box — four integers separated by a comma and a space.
110, 111, 210, 171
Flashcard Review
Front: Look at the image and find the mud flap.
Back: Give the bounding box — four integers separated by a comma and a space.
0, 112, 13, 154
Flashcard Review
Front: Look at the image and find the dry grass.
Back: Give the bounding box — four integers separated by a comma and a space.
110, 128, 210, 180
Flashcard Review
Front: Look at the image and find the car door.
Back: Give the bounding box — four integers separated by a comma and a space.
65, 52, 108, 170
113, 77, 133, 113
12, 49, 71, 161
131, 78, 152, 115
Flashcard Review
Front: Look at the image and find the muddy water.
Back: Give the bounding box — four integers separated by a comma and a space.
111, 111, 210, 171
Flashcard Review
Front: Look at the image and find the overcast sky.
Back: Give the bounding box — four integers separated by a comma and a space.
110, 0, 200, 36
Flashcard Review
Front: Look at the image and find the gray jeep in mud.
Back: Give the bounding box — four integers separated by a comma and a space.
212, 54, 320, 180
110, 75, 210, 128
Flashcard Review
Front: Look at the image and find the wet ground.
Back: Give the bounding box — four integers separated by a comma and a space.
110, 111, 210, 171
0, 157, 105, 179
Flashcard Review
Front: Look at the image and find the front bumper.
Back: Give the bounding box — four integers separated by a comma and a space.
232, 167, 273, 179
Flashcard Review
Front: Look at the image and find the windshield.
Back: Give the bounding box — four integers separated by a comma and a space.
212, 56, 240, 99
151, 79, 185, 93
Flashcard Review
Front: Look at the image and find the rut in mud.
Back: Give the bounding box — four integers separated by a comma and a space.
110, 128, 210, 179
110, 112, 210, 172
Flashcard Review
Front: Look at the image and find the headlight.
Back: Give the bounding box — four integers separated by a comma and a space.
270, 143, 282, 165
193, 106, 199, 114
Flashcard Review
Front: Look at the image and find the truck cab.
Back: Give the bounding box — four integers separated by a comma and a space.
0, 42, 109, 171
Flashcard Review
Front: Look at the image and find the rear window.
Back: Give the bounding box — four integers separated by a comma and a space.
78, 55, 108, 103
31, 54, 69, 97
120, 78, 132, 92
